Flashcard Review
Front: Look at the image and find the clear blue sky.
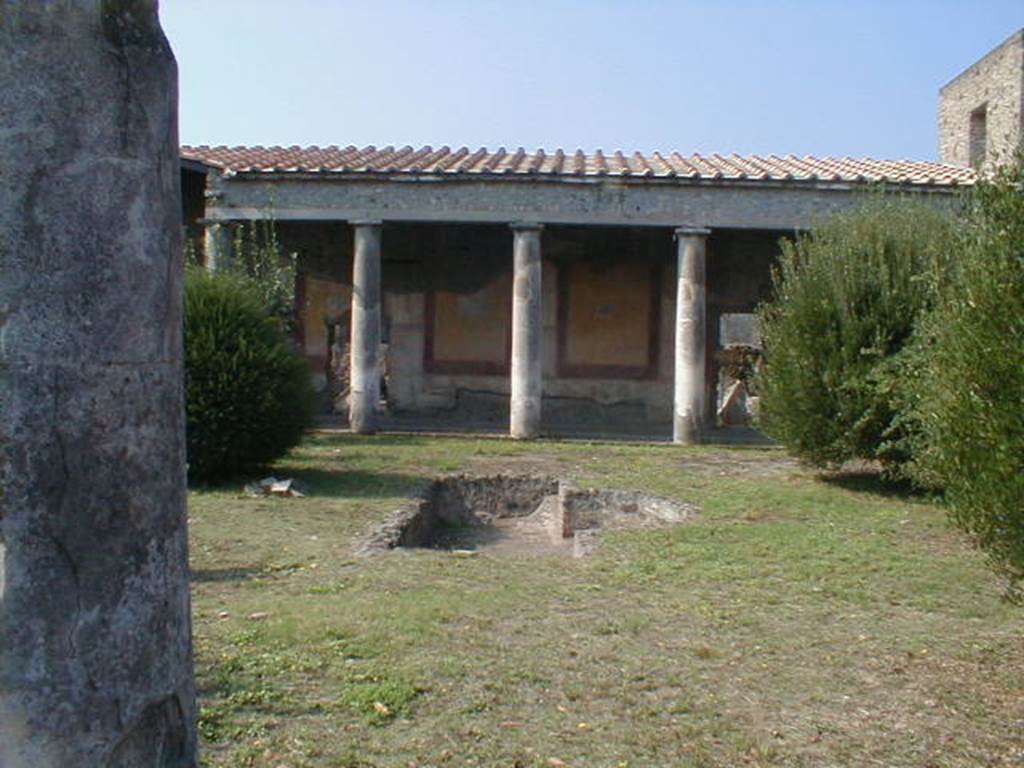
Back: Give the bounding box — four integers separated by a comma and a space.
160, 1, 1021, 161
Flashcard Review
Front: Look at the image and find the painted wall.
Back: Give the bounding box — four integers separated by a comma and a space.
281, 221, 782, 432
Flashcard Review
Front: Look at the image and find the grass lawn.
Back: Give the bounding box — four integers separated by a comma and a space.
189, 433, 1024, 768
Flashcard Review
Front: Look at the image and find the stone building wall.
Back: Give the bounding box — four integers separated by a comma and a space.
939, 29, 1024, 169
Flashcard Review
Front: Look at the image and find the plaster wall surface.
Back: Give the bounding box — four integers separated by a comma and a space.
939, 29, 1024, 168
210, 176, 958, 231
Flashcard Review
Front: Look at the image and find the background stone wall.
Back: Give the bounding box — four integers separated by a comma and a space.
939, 29, 1024, 169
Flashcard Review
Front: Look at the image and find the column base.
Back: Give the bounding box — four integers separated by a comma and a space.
510, 426, 541, 440
349, 397, 378, 435
673, 409, 703, 445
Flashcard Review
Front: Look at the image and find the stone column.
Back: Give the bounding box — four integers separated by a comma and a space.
673, 227, 711, 444
1, 3, 196, 767
202, 220, 232, 271
510, 223, 544, 439
349, 220, 383, 434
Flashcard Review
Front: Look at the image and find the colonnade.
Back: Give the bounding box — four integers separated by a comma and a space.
207, 219, 712, 444
344, 221, 711, 444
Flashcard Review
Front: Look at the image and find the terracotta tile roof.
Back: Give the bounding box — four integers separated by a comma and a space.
181, 144, 975, 187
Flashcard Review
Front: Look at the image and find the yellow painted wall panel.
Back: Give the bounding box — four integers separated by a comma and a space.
301, 275, 350, 359
565, 262, 650, 368
432, 273, 511, 364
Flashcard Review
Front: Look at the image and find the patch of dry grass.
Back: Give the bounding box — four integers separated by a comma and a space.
189, 434, 1024, 767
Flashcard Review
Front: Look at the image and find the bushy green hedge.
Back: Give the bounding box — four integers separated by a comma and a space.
907, 157, 1024, 589
756, 199, 955, 468
184, 268, 315, 483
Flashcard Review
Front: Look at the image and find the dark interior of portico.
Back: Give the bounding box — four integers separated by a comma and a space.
271, 219, 785, 437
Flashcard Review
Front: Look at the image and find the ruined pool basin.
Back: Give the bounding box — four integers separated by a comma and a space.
360, 474, 698, 557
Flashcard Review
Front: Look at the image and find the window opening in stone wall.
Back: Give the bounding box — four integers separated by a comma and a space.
969, 103, 988, 169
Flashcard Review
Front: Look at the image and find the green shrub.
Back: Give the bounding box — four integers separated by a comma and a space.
756, 199, 955, 468
907, 155, 1024, 590
230, 219, 298, 333
185, 267, 315, 483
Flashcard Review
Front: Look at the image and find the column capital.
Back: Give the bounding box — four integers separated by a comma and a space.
350, 218, 384, 227
674, 226, 711, 239
510, 221, 544, 232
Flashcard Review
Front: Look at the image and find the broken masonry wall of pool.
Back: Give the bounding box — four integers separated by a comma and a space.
362, 474, 698, 558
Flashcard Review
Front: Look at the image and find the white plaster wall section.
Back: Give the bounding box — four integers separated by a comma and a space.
206, 177, 960, 231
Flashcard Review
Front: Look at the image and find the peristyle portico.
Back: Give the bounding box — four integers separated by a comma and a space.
183, 146, 971, 442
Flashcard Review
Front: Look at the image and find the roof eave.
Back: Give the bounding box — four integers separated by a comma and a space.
219, 169, 970, 193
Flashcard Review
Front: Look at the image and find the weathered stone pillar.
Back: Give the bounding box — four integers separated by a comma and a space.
673, 227, 711, 444
203, 220, 232, 271
349, 220, 383, 434
510, 223, 544, 439
0, 3, 196, 767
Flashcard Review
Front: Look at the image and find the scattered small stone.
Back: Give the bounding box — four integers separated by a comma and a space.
217, 611, 229, 620
247, 612, 270, 621
243, 477, 305, 498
